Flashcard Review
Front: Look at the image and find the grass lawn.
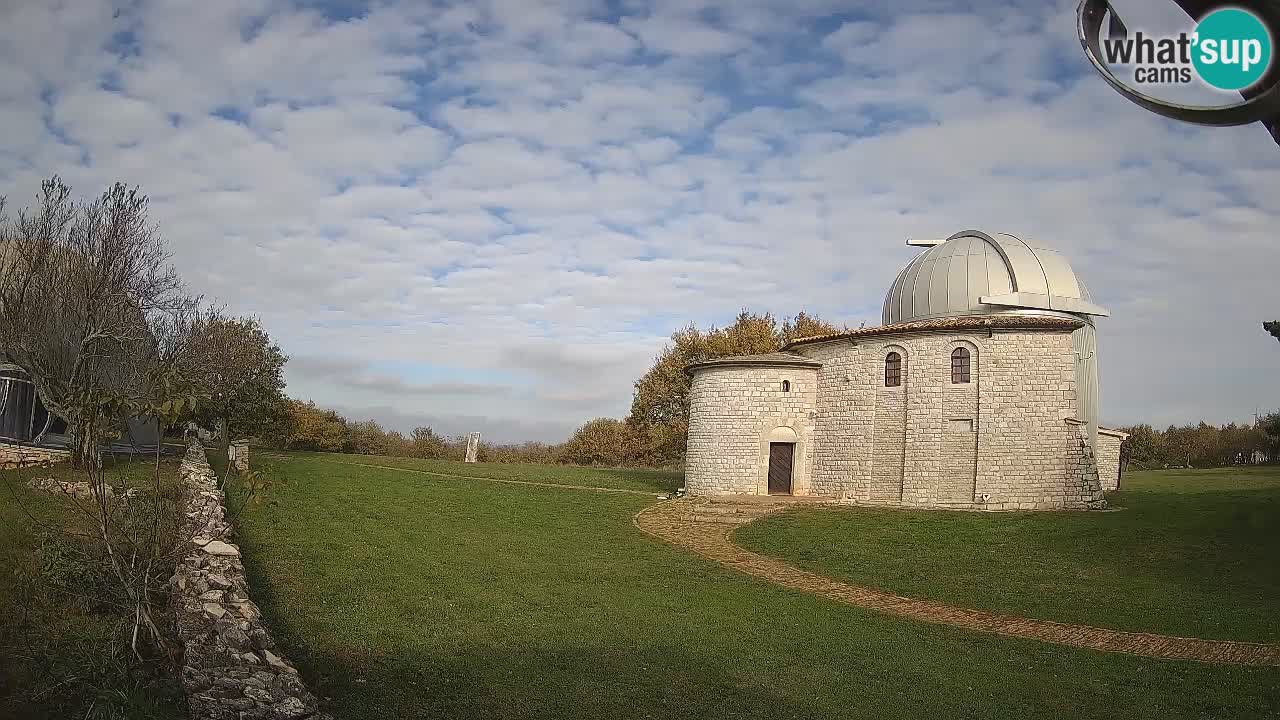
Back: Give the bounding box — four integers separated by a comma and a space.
232, 452, 1279, 719
0, 453, 187, 720
284, 450, 682, 495
737, 466, 1280, 643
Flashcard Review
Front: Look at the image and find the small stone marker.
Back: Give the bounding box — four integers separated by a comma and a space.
464, 431, 481, 463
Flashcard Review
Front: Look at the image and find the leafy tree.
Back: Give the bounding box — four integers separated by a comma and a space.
283, 399, 347, 451
346, 419, 391, 455
628, 310, 843, 465
1265, 321, 1280, 342
178, 315, 288, 445
1120, 424, 1161, 468
410, 426, 448, 459
1262, 412, 1280, 458
560, 418, 639, 467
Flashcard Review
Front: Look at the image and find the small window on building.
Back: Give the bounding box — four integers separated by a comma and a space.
951, 347, 971, 384
781, 380, 790, 393
884, 352, 902, 387
947, 418, 974, 433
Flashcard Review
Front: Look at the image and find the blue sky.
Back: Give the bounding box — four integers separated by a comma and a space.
2, 0, 1278, 441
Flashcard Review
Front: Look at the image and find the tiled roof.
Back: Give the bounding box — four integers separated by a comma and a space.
686, 351, 822, 373
783, 314, 1083, 349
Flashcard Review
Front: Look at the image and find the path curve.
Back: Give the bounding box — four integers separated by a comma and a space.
634, 499, 1280, 667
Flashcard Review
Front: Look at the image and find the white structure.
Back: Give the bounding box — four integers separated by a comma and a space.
685, 230, 1125, 511
464, 432, 481, 463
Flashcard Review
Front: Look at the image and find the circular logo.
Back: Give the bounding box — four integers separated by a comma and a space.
1191, 7, 1273, 91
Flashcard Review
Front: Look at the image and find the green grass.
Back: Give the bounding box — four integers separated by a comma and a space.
271, 450, 683, 494
737, 467, 1280, 643
231, 453, 1279, 719
0, 454, 187, 720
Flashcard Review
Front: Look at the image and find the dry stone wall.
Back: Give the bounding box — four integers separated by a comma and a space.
0, 442, 70, 469
172, 441, 330, 720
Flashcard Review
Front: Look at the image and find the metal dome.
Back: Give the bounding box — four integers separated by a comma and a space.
882, 230, 1109, 326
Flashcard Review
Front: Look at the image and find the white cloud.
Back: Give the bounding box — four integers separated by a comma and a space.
1, 0, 1278, 442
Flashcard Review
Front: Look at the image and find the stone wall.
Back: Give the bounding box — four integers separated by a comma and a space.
802, 341, 869, 499
685, 365, 818, 495
1096, 428, 1128, 491
0, 442, 70, 469
1064, 421, 1107, 508
687, 327, 1106, 510
870, 349, 906, 503
971, 331, 1102, 510
172, 441, 330, 720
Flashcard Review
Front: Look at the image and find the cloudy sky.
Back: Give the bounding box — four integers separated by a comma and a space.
2, 0, 1277, 442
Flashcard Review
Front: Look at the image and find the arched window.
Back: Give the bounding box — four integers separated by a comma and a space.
781, 380, 791, 393
951, 347, 971, 384
884, 352, 902, 387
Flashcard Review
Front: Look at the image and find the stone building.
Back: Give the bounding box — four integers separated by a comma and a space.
685, 230, 1127, 510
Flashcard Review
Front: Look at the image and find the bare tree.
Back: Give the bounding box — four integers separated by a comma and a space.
0, 177, 209, 659
0, 178, 195, 461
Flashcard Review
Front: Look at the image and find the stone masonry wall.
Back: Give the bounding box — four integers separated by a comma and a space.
973, 331, 1102, 510
0, 442, 70, 469
939, 344, 979, 504
870, 375, 906, 503
686, 365, 818, 495
1065, 422, 1106, 508
802, 342, 870, 499
791, 328, 1105, 510
1096, 430, 1126, 491
172, 441, 330, 720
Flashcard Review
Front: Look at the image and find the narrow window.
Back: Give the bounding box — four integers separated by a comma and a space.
884, 352, 901, 387
781, 380, 790, 393
951, 347, 971, 384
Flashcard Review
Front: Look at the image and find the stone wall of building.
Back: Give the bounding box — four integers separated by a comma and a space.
1096, 429, 1128, 491
685, 365, 818, 495
939, 343, 980, 504
870, 376, 907, 503
801, 342, 871, 500
172, 441, 330, 720
0, 442, 70, 469
971, 331, 1102, 510
795, 328, 1102, 510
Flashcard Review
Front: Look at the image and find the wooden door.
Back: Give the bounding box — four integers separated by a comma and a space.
768, 443, 794, 495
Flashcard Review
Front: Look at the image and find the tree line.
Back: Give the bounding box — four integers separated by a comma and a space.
1118, 415, 1280, 470
265, 311, 845, 467
266, 399, 563, 464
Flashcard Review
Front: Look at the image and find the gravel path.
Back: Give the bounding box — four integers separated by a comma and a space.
634, 498, 1280, 666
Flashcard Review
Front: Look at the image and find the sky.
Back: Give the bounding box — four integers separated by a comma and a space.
1, 0, 1278, 443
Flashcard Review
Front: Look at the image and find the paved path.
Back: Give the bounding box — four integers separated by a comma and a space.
634, 498, 1280, 666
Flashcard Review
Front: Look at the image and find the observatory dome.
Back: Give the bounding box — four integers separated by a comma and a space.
882, 230, 1109, 326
